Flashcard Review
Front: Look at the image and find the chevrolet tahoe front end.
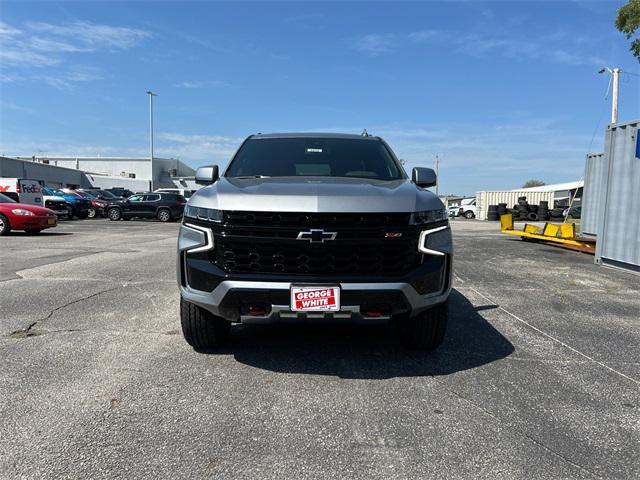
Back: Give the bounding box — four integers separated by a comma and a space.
177, 133, 453, 350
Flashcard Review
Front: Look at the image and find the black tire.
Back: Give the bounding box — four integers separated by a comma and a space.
527, 212, 539, 221
464, 210, 475, 219
65, 206, 73, 220
398, 301, 448, 351
180, 297, 231, 349
107, 207, 121, 221
0, 214, 10, 236
87, 207, 96, 219
157, 208, 171, 223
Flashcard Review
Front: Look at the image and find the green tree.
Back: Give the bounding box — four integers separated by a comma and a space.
522, 179, 546, 188
616, 0, 640, 62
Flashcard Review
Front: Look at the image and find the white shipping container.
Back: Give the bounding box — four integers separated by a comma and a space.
476, 191, 555, 220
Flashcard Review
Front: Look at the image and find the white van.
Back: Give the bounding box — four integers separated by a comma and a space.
0, 178, 44, 206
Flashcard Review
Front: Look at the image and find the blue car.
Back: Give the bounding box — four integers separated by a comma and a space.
43, 188, 92, 219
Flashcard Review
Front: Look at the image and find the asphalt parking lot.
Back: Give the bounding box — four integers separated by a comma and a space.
1, 218, 638, 479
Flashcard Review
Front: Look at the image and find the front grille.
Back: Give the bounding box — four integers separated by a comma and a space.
224, 211, 411, 228
45, 200, 66, 209
206, 211, 422, 276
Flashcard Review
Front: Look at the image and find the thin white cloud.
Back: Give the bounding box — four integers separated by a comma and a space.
34, 66, 103, 89
0, 20, 151, 87
29, 36, 90, 53
459, 33, 605, 66
355, 33, 396, 55
174, 80, 230, 89
354, 30, 440, 56
156, 132, 243, 164
354, 26, 604, 67
25, 21, 152, 50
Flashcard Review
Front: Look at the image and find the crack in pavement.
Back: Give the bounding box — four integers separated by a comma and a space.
7, 285, 122, 337
6, 327, 181, 339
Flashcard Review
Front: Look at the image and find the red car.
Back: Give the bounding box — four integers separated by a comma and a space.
0, 193, 58, 235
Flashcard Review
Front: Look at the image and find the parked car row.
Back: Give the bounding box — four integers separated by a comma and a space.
0, 177, 189, 235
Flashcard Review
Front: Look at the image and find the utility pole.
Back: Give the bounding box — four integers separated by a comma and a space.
146, 90, 157, 191
611, 68, 620, 124
598, 67, 621, 124
434, 155, 440, 196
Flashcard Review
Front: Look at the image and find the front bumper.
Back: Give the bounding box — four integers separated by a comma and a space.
177, 221, 453, 323
12, 215, 57, 230
180, 280, 451, 323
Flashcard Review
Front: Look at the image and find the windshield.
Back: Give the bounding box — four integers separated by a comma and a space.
0, 193, 16, 203
226, 137, 404, 180
43, 187, 65, 196
75, 191, 95, 199
97, 190, 117, 199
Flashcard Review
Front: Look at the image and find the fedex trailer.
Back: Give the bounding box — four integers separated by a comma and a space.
0, 178, 44, 206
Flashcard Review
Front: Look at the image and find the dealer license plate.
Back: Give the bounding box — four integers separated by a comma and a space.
290, 285, 340, 312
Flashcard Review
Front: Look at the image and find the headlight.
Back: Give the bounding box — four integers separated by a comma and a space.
410, 208, 447, 225
184, 205, 223, 222
418, 225, 451, 256
11, 209, 35, 216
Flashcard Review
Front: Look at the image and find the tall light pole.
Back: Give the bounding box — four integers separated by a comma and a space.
598, 67, 620, 124
434, 155, 440, 197
146, 90, 157, 191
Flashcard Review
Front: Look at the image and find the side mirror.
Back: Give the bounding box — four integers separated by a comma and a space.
412, 167, 437, 188
195, 165, 219, 185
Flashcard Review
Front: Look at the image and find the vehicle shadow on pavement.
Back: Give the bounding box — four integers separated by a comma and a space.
4, 231, 74, 236
214, 289, 514, 379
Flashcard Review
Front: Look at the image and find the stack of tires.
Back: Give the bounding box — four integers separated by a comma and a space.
517, 197, 529, 220
550, 207, 564, 219
497, 203, 508, 217
487, 205, 499, 221
538, 201, 549, 221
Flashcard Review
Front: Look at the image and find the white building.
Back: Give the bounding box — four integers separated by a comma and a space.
14, 156, 196, 191
514, 180, 583, 205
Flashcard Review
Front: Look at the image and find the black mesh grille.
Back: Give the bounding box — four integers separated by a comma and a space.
208, 211, 422, 276
224, 211, 411, 228
45, 200, 66, 209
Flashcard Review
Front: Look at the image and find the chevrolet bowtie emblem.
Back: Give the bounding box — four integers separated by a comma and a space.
296, 229, 337, 243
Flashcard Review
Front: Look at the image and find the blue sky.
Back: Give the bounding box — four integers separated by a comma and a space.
1, 0, 639, 195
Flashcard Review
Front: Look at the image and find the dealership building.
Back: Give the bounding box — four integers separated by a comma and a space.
2, 156, 197, 191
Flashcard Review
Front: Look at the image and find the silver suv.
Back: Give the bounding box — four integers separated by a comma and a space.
177, 133, 452, 350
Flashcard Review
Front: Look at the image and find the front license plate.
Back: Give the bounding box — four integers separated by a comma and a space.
291, 286, 340, 312
46, 218, 56, 225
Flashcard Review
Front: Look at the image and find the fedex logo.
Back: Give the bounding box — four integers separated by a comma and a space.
0, 186, 9, 192
22, 184, 41, 194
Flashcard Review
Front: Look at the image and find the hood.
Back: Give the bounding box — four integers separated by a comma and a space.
189, 177, 443, 213
43, 195, 66, 202
2, 202, 55, 215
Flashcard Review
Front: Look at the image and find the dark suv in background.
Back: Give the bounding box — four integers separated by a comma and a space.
106, 192, 186, 222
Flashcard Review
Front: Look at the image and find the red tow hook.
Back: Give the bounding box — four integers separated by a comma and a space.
248, 306, 267, 316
